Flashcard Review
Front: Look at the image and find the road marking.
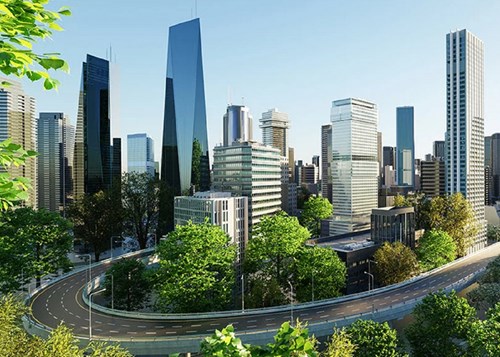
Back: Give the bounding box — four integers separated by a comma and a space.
265, 317, 275, 321
191, 324, 201, 327
109, 330, 119, 333
121, 324, 130, 327
320, 314, 329, 318
317, 310, 325, 313
172, 325, 183, 328
107, 323, 115, 326
165, 331, 176, 335
145, 332, 156, 335
186, 330, 198, 333
247, 319, 257, 322
94, 328, 102, 332
155, 326, 164, 329
299, 313, 309, 317
81, 326, 88, 330
352, 308, 360, 312
127, 332, 137, 335
137, 325, 146, 328
266, 323, 275, 326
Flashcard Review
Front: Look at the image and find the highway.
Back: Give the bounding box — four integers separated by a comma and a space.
29, 243, 500, 340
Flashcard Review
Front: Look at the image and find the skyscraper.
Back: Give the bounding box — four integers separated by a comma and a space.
484, 136, 493, 205
74, 54, 121, 199
446, 29, 486, 251
433, 140, 445, 160
127, 133, 155, 175
330, 98, 378, 236
321, 124, 333, 203
491, 133, 500, 202
396, 106, 415, 187
259, 108, 290, 157
223, 105, 252, 146
0, 78, 37, 207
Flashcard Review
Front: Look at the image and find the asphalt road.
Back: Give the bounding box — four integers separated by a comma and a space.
29, 243, 500, 339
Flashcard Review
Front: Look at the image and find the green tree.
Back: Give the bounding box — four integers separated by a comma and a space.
406, 291, 477, 357
245, 274, 288, 309
297, 186, 312, 209
486, 224, 500, 242
393, 193, 427, 230
346, 320, 403, 357
103, 259, 151, 311
191, 139, 202, 191
200, 325, 252, 357
0, 207, 72, 291
374, 242, 419, 286
121, 172, 161, 249
266, 321, 318, 357
68, 190, 123, 262
292, 245, 346, 302
467, 256, 500, 310
155, 220, 236, 313
416, 229, 456, 271
0, 0, 71, 90
467, 303, 500, 357
300, 196, 332, 237
323, 328, 357, 357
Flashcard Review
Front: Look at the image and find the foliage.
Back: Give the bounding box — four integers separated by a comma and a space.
121, 172, 161, 249
486, 224, 500, 242
155, 220, 236, 313
292, 245, 346, 302
200, 325, 252, 357
265, 321, 318, 357
297, 186, 312, 209
467, 256, 500, 310
393, 193, 427, 229
245, 274, 288, 309
103, 259, 151, 311
346, 320, 402, 357
374, 242, 419, 286
323, 328, 357, 357
467, 303, 500, 357
416, 229, 456, 271
0, 207, 73, 291
68, 190, 123, 261
406, 291, 477, 357
300, 196, 332, 237
0, 0, 71, 90
191, 139, 202, 191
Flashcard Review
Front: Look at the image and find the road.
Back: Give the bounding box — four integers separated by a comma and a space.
29, 243, 500, 340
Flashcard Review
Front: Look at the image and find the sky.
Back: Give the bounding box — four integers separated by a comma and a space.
21, 0, 500, 168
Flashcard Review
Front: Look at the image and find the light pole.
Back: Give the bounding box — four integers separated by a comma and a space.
241, 274, 245, 313
364, 271, 374, 291
288, 280, 294, 326
111, 274, 114, 310
311, 269, 315, 302
76, 254, 92, 291
367, 259, 377, 290
89, 288, 106, 340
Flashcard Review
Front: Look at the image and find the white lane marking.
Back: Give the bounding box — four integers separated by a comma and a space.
317, 310, 325, 313
247, 319, 257, 323
265, 317, 275, 321
266, 323, 276, 326
186, 330, 198, 333
172, 325, 183, 328
127, 332, 137, 335
191, 324, 201, 327
320, 314, 329, 318
145, 332, 156, 335
81, 326, 88, 330
109, 330, 119, 333
155, 326, 164, 329
209, 323, 219, 326
247, 325, 257, 328
165, 331, 177, 334
121, 324, 130, 327
107, 323, 115, 326
137, 325, 146, 328
299, 313, 309, 317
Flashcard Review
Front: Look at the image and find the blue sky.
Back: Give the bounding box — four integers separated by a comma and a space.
23, 0, 500, 167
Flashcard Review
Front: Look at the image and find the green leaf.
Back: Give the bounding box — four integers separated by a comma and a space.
48, 22, 63, 31
39, 58, 65, 70
57, 7, 72, 16
0, 4, 14, 17
43, 78, 54, 90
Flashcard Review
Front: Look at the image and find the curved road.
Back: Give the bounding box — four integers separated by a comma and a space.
29, 244, 500, 340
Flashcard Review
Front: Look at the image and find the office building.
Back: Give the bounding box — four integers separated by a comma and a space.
37, 112, 74, 212
485, 166, 492, 205
446, 29, 486, 251
421, 159, 445, 197
377, 132, 383, 179
383, 165, 396, 188
223, 105, 253, 146
396, 106, 415, 187
212, 141, 281, 229
74, 54, 121, 199
288, 147, 295, 182
330, 98, 378, 235
259, 108, 289, 157
383, 146, 396, 168
371, 206, 416, 249
0, 78, 37, 207
301, 162, 319, 195
127, 133, 155, 175
491, 133, 500, 202
321, 124, 333, 203
433, 140, 445, 160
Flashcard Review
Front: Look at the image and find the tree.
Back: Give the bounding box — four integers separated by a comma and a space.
191, 139, 202, 191
393, 193, 427, 230
486, 224, 500, 242
292, 246, 346, 302
265, 321, 318, 357
346, 320, 403, 357
406, 291, 477, 357
323, 328, 357, 357
245, 274, 288, 309
416, 229, 456, 271
467, 303, 500, 357
121, 172, 161, 249
155, 220, 236, 313
0, 207, 73, 291
0, 0, 71, 90
297, 186, 312, 209
374, 242, 419, 286
200, 325, 252, 357
103, 259, 151, 311
467, 256, 500, 310
300, 196, 332, 237
68, 190, 123, 261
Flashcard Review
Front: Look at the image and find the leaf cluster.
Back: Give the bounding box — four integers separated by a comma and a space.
300, 196, 333, 237
346, 320, 405, 357
374, 242, 419, 286
416, 229, 456, 271
467, 256, 500, 310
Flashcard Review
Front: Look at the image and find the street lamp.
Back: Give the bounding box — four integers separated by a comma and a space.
76, 254, 92, 291
111, 274, 114, 310
288, 280, 294, 326
364, 271, 374, 291
311, 269, 316, 302
89, 288, 106, 340
241, 274, 245, 313
367, 259, 377, 290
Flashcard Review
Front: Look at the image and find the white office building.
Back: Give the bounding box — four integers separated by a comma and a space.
259, 108, 290, 157
127, 133, 155, 175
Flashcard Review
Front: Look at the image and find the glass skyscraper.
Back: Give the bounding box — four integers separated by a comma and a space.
396, 106, 415, 187
259, 108, 290, 157
127, 133, 155, 175
223, 105, 253, 146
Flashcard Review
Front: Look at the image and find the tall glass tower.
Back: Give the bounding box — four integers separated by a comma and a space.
396, 106, 415, 187
446, 29, 485, 252
160, 18, 210, 232
127, 133, 155, 175
223, 105, 253, 146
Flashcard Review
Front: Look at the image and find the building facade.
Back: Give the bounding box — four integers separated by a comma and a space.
433, 140, 445, 160
259, 108, 290, 157
396, 106, 415, 187
127, 133, 155, 175
445, 29, 486, 252
330, 98, 378, 236
371, 206, 416, 249
491, 133, 500, 203
321, 124, 333, 203
223, 105, 253, 146
420, 159, 445, 197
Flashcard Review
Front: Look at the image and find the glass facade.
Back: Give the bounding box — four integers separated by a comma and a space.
127, 133, 155, 175
396, 106, 415, 187
223, 105, 253, 146
321, 124, 333, 203
259, 108, 289, 157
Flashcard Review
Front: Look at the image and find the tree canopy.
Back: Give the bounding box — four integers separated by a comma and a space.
346, 320, 403, 357
300, 196, 332, 237
467, 256, 500, 310
416, 229, 456, 271
374, 242, 419, 286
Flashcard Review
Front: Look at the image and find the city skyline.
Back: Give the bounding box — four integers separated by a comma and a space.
17, 1, 500, 169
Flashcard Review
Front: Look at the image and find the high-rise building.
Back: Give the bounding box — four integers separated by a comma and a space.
288, 147, 295, 183
301, 163, 319, 195
446, 29, 486, 251
433, 140, 445, 160
223, 105, 252, 146
421, 160, 445, 197
321, 124, 333, 203
259, 108, 290, 157
37, 113, 74, 213
74, 54, 121, 199
160, 18, 210, 232
377, 131, 383, 178
212, 141, 281, 230
382, 146, 396, 187
127, 133, 155, 175
491, 133, 500, 202
0, 78, 37, 207
485, 166, 492, 205
330, 98, 378, 235
396, 106, 415, 187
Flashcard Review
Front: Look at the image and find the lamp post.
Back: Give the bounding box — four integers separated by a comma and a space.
111, 274, 114, 310
311, 269, 316, 302
367, 259, 377, 290
364, 271, 374, 291
288, 280, 294, 326
89, 288, 106, 340
241, 274, 245, 313
76, 254, 92, 291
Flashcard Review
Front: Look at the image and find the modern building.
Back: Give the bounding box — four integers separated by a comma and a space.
445, 29, 486, 252
127, 133, 155, 175
74, 54, 121, 199
491, 133, 500, 203
174, 191, 248, 263
279, 156, 297, 215
288, 147, 295, 183
485, 166, 492, 205
259, 108, 290, 157
212, 141, 281, 229
160, 18, 210, 232
433, 140, 445, 160
420, 159, 445, 197
371, 206, 416, 249
396, 106, 415, 187
321, 124, 333, 203
377, 131, 383, 182
383, 165, 396, 188
330, 98, 378, 236
382, 146, 396, 187
0, 78, 37, 207
301, 163, 320, 195
37, 112, 74, 213
414, 158, 422, 191
223, 105, 253, 146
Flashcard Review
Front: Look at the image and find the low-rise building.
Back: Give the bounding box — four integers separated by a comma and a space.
371, 206, 416, 249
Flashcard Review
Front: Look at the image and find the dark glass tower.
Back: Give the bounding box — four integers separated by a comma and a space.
160, 18, 210, 232
396, 106, 415, 187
